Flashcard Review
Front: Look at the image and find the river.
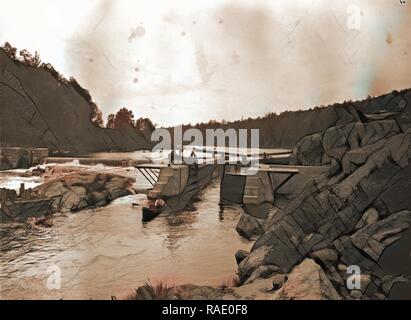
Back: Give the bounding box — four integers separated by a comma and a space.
0, 165, 251, 300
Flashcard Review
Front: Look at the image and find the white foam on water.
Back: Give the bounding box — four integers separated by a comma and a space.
0, 176, 42, 191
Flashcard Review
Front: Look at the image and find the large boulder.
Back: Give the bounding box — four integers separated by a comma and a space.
350, 211, 411, 262
291, 117, 401, 169
238, 246, 271, 283
236, 214, 265, 240
34, 172, 135, 211
273, 259, 341, 300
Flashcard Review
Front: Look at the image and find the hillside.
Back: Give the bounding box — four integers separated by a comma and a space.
2, 43, 410, 155
0, 47, 152, 155
183, 88, 411, 149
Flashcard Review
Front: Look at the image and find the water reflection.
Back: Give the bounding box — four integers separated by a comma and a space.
1, 179, 251, 300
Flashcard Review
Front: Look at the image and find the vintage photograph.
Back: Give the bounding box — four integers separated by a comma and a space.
1, 0, 410, 303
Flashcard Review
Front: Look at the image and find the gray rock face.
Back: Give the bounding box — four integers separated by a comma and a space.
244, 265, 280, 285
238, 93, 411, 299
310, 248, 338, 264
238, 246, 271, 283
236, 213, 265, 240
354, 208, 379, 230
272, 259, 341, 300
271, 274, 288, 291
350, 211, 411, 262
378, 228, 411, 299
235, 250, 250, 265
291, 119, 402, 169
0, 50, 152, 154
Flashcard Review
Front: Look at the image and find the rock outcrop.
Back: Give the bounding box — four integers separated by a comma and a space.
236, 89, 411, 300
132, 259, 341, 300
272, 259, 341, 300
0, 48, 152, 154
236, 213, 265, 240
34, 172, 135, 211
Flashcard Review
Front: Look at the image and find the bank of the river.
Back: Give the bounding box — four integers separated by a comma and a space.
0, 168, 251, 300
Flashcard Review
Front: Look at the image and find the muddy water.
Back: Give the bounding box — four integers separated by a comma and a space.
0, 178, 251, 300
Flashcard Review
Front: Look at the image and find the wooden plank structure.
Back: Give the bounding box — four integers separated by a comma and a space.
224, 164, 299, 176
135, 148, 296, 186
135, 164, 164, 187
221, 164, 300, 208
181, 146, 292, 164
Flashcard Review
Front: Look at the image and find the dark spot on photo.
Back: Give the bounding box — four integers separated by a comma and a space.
386, 32, 393, 45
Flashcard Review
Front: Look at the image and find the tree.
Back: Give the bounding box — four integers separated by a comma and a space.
90, 103, 104, 128
1, 42, 17, 60
135, 117, 156, 133
69, 77, 93, 104
106, 114, 115, 129
19, 49, 41, 67
41, 62, 66, 84
114, 108, 135, 128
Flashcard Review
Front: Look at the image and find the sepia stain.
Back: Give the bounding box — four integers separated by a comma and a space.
231, 52, 240, 64
215, 5, 278, 71
195, 43, 213, 86
213, 3, 348, 109
66, 0, 127, 110
181, 31, 186, 36
133, 78, 139, 84
370, 8, 411, 97
134, 67, 140, 72
129, 26, 146, 43
386, 33, 393, 45
163, 11, 178, 24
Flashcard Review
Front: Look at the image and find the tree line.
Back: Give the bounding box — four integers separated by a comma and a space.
1, 42, 156, 133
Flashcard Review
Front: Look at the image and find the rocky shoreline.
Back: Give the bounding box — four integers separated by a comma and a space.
2, 94, 411, 299
2, 40, 411, 299
135, 90, 411, 300
0, 164, 138, 223
34, 171, 135, 212
235, 97, 411, 300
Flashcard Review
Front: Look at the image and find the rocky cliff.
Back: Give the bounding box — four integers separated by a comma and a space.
235, 89, 411, 300
0, 48, 152, 155
132, 89, 411, 301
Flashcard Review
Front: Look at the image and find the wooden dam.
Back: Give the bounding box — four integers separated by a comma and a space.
40, 147, 329, 221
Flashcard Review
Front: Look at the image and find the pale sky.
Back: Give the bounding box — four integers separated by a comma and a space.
0, 0, 410, 126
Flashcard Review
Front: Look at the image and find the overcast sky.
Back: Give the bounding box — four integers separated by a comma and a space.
0, 0, 410, 126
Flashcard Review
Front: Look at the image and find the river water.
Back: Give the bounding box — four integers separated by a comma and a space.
0, 166, 251, 300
